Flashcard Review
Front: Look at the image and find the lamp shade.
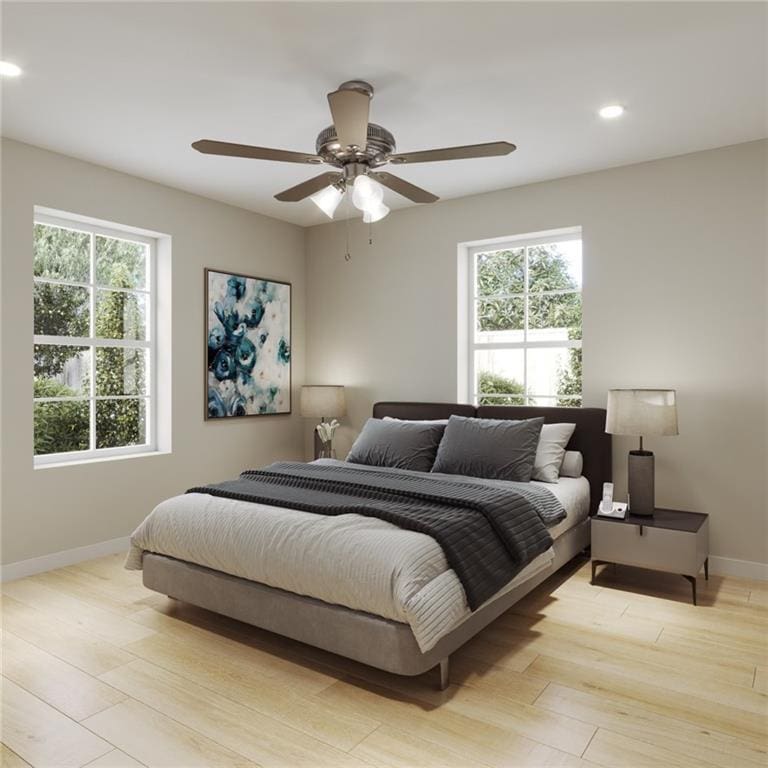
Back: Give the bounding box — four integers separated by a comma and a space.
300, 385, 346, 418
606, 389, 678, 437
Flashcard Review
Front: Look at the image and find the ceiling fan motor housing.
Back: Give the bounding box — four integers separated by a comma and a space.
315, 123, 396, 168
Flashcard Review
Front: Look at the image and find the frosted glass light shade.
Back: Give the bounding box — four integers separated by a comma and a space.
352, 175, 383, 210
362, 202, 390, 223
606, 389, 678, 436
310, 185, 344, 218
300, 385, 346, 418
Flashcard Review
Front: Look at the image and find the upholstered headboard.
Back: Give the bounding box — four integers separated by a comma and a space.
372, 401, 611, 513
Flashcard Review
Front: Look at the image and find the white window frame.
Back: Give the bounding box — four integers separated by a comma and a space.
468, 230, 582, 406
33, 212, 157, 466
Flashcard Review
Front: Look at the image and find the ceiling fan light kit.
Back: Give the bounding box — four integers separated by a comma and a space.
192, 80, 516, 224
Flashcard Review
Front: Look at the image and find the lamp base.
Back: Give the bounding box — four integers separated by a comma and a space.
628, 450, 655, 516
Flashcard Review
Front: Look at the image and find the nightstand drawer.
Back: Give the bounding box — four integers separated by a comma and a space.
592, 517, 708, 576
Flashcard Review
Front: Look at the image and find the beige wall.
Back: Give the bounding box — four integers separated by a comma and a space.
3, 138, 765, 570
306, 140, 767, 567
1, 139, 306, 565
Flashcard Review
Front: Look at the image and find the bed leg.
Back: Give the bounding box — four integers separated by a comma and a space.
438, 658, 450, 691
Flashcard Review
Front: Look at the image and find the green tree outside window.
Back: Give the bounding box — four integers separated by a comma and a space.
33, 223, 149, 455
475, 242, 582, 406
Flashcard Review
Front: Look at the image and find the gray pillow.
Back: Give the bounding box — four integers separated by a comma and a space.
431, 415, 545, 481
346, 418, 445, 472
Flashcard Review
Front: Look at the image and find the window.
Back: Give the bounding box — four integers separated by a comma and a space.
33, 213, 156, 464
467, 230, 582, 407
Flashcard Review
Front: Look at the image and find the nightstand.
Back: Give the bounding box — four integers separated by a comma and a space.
591, 509, 709, 604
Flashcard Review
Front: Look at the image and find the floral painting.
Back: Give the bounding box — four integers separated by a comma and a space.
205, 269, 291, 418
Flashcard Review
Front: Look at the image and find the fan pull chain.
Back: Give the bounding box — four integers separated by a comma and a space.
369, 220, 373, 246
344, 193, 351, 261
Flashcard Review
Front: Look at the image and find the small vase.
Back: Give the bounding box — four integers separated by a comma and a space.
318, 441, 336, 460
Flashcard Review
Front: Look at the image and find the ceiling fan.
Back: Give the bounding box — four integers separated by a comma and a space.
192, 80, 516, 222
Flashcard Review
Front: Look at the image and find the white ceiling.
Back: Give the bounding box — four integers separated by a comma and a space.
2, 2, 766, 227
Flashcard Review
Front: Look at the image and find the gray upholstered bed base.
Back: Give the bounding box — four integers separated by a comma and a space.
142, 518, 589, 688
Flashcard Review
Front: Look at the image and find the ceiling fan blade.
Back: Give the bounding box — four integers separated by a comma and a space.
390, 140, 516, 165
274, 172, 344, 202
327, 88, 370, 149
192, 139, 322, 165
369, 172, 439, 203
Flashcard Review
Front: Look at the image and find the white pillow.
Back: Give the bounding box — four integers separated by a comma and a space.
532, 423, 576, 483
559, 450, 584, 478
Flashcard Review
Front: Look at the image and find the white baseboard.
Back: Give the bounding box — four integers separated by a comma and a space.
708, 555, 768, 581
1, 536, 130, 582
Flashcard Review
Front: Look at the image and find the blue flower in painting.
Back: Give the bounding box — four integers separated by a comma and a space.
208, 325, 225, 350
215, 304, 244, 341
242, 298, 265, 328
229, 393, 247, 417
213, 301, 226, 326
208, 388, 226, 418
254, 280, 277, 304
212, 349, 236, 381
278, 337, 290, 364
227, 276, 246, 301
235, 336, 256, 374
231, 322, 247, 343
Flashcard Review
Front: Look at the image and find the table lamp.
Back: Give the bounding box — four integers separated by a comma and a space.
606, 389, 678, 516
300, 385, 346, 459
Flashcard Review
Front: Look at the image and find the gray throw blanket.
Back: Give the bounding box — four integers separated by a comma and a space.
187, 462, 562, 610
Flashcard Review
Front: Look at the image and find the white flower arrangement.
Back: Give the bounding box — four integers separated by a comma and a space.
316, 419, 340, 445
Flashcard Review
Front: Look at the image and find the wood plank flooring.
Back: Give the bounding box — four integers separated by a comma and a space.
2, 554, 766, 767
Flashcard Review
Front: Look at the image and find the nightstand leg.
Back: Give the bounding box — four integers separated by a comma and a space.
590, 560, 609, 585
682, 575, 697, 605
704, 558, 709, 581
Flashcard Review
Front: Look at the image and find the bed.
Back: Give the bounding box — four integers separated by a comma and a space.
129, 402, 610, 689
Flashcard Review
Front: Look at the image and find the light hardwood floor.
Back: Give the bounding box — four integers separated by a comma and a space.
2, 554, 766, 767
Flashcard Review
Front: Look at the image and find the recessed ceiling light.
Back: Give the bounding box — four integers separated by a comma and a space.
599, 104, 624, 119
0, 61, 22, 77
